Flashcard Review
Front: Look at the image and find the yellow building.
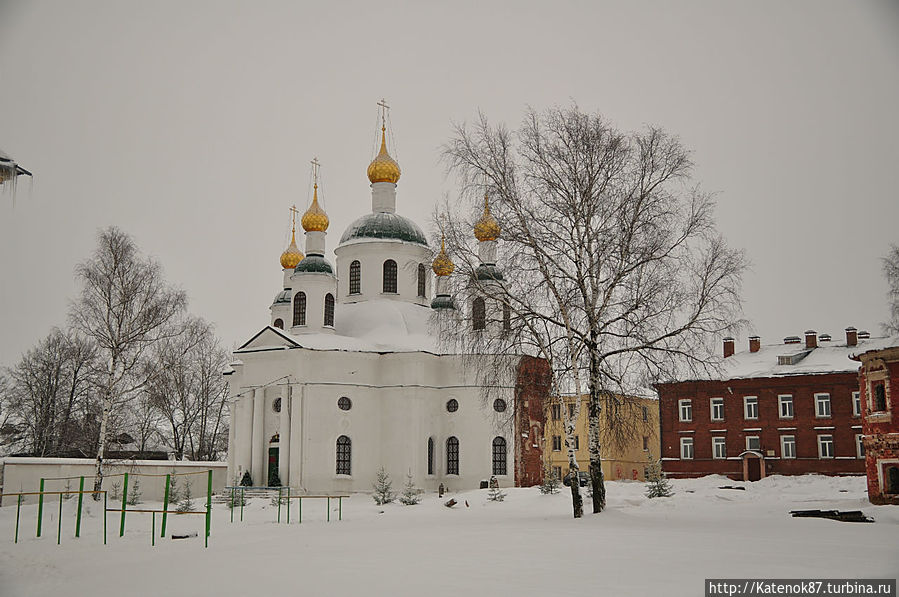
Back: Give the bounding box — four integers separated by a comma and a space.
544, 394, 660, 482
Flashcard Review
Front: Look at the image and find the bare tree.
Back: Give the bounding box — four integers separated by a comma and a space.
70, 227, 186, 494
441, 105, 745, 515
2, 329, 97, 456
884, 244, 899, 335
142, 316, 229, 460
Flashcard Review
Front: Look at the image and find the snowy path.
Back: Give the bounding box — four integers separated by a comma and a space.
1, 475, 896, 597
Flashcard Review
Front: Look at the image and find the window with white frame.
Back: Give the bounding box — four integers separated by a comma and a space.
642, 436, 649, 451
856, 434, 864, 459
678, 399, 693, 422
712, 437, 726, 459
710, 397, 724, 421
815, 393, 831, 418
852, 391, 861, 417
746, 436, 761, 451
744, 396, 758, 420
551, 435, 562, 451
778, 394, 794, 418
680, 437, 694, 459
817, 434, 834, 458
781, 435, 796, 459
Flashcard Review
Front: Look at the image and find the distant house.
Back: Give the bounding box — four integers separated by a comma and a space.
851, 338, 899, 504
544, 393, 659, 482
655, 329, 872, 481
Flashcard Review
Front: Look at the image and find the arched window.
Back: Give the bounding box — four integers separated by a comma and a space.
417, 263, 426, 297
874, 383, 886, 412
427, 437, 434, 475
336, 435, 351, 475
446, 436, 459, 475
472, 297, 486, 330
324, 293, 335, 327
273, 318, 284, 330
349, 260, 361, 295
502, 302, 511, 331
492, 437, 507, 476
383, 259, 397, 293
888, 466, 899, 494
293, 292, 306, 326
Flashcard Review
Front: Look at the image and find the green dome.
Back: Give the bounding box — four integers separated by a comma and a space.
431, 295, 455, 310
294, 255, 333, 274
272, 289, 292, 305
339, 212, 428, 246
475, 264, 504, 281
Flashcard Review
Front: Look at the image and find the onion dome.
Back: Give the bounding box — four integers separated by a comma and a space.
272, 288, 292, 305
432, 236, 455, 276
474, 193, 500, 242
294, 254, 333, 274
301, 184, 329, 232
279, 229, 304, 269
367, 127, 401, 184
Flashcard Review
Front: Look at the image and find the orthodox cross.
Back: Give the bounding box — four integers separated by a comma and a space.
377, 98, 390, 127
311, 157, 321, 186
289, 204, 299, 230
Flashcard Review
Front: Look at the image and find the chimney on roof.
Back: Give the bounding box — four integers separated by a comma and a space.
819, 333, 832, 342
749, 336, 761, 353
805, 330, 818, 349
784, 336, 801, 344
846, 327, 857, 347
723, 337, 735, 358
858, 330, 870, 340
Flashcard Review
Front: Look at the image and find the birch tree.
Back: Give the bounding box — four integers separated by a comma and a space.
884, 244, 899, 335
441, 105, 745, 514
70, 227, 186, 494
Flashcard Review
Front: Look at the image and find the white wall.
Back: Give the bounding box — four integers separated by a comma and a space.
1, 458, 228, 505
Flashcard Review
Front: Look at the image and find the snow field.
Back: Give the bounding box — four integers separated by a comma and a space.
0, 475, 896, 597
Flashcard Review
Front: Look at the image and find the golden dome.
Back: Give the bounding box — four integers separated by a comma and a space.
280, 229, 304, 269
474, 193, 500, 242
432, 236, 455, 276
367, 127, 401, 184
301, 184, 329, 232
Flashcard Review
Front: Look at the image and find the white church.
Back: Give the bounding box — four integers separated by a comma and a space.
224, 112, 548, 493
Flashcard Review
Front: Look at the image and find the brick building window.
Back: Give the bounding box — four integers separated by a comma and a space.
678, 399, 692, 422
781, 435, 796, 459
873, 382, 886, 412
852, 391, 861, 417
856, 434, 864, 459
778, 394, 793, 418
815, 393, 831, 418
552, 466, 563, 481
710, 397, 724, 421
817, 434, 834, 458
642, 436, 649, 451
552, 435, 562, 451
572, 436, 579, 450
746, 436, 760, 451
744, 396, 758, 420
712, 437, 726, 459
551, 404, 561, 421
680, 437, 694, 459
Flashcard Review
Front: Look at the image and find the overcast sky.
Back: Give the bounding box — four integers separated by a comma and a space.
1, 0, 897, 366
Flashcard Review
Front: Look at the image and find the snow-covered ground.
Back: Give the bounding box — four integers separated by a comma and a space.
1, 475, 896, 597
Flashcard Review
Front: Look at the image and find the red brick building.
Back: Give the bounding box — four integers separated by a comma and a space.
852, 339, 899, 504
655, 329, 872, 481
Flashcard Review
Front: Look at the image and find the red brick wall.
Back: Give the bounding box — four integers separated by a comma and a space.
514, 356, 550, 487
859, 356, 899, 504
657, 373, 865, 480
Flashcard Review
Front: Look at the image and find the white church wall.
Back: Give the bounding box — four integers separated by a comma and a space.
335, 240, 430, 307
288, 272, 337, 335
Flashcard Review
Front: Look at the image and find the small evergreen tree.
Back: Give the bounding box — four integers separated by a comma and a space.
177, 481, 194, 513
399, 471, 422, 505
372, 466, 395, 505
110, 480, 121, 501
126, 478, 142, 505
239, 470, 253, 487
645, 453, 673, 499
539, 465, 561, 495
487, 485, 507, 502
167, 473, 181, 504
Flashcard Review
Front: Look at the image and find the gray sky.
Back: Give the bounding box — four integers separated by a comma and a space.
1, 0, 898, 366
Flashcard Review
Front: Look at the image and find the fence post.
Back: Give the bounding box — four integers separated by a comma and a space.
339, 496, 342, 521
57, 493, 63, 545
298, 496, 302, 524
327, 496, 330, 522
15, 495, 22, 543
120, 472, 129, 537
286, 487, 291, 524
161, 474, 170, 538
151, 512, 155, 547
277, 486, 282, 524
205, 469, 212, 548
103, 492, 107, 545
240, 487, 244, 522
230, 487, 234, 523
75, 476, 85, 538
37, 478, 45, 537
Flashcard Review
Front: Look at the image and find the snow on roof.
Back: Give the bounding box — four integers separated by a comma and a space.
704, 336, 890, 381
848, 335, 899, 360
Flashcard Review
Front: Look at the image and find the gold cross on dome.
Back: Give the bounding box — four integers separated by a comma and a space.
310, 157, 321, 184
377, 98, 390, 126
289, 204, 299, 225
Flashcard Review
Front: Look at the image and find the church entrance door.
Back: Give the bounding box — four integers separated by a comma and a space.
268, 447, 279, 486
